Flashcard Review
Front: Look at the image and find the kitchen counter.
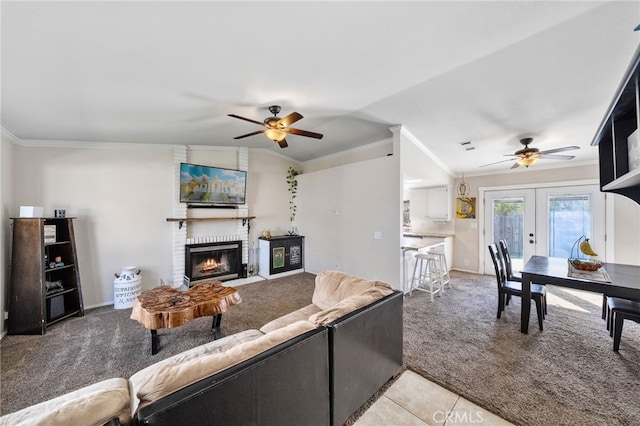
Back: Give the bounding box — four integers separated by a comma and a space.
402, 233, 452, 250
403, 232, 454, 238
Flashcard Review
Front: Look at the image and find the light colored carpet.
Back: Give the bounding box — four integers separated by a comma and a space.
403, 271, 640, 426
1, 271, 639, 425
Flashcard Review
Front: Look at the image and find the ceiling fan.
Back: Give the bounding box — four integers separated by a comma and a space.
228, 105, 323, 148
480, 137, 580, 169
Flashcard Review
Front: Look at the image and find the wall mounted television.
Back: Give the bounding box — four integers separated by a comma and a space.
179, 162, 247, 205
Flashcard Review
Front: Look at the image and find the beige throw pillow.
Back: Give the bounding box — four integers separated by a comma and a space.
259, 304, 322, 334
309, 286, 394, 326
312, 270, 392, 310
33, 387, 131, 426
0, 378, 131, 426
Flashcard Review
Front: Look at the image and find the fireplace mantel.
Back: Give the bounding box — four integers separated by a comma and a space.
166, 216, 256, 229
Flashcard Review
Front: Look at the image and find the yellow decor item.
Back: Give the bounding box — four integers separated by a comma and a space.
569, 235, 603, 271
579, 239, 598, 256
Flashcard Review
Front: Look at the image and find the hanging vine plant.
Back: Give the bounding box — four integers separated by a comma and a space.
286, 166, 300, 226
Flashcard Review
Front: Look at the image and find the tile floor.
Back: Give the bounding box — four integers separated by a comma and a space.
354, 370, 513, 426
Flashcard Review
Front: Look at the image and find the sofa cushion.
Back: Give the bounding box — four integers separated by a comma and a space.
129, 328, 264, 413
259, 304, 322, 334
135, 321, 317, 408
312, 270, 393, 310
0, 378, 130, 426
309, 286, 394, 326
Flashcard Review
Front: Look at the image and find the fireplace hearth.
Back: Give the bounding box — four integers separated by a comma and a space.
185, 240, 243, 284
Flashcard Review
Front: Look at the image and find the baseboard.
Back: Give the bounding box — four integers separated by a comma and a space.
258, 268, 304, 280
451, 267, 481, 274
84, 301, 116, 310
223, 275, 265, 287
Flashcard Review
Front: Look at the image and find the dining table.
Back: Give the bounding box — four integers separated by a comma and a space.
520, 256, 640, 334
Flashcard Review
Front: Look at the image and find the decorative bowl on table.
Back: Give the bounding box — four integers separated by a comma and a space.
569, 258, 604, 271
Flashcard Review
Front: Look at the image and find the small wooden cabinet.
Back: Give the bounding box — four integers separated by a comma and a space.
591, 45, 640, 205
9, 217, 84, 334
258, 235, 305, 278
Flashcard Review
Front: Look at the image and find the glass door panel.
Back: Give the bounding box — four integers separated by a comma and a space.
484, 189, 535, 274
535, 185, 605, 259
547, 194, 591, 257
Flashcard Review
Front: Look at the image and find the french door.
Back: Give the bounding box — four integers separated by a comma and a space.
483, 184, 605, 274
484, 189, 535, 274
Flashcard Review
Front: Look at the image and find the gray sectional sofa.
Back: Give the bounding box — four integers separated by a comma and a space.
0, 271, 404, 426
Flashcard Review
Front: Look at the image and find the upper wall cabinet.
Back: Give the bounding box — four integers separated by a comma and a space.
410, 186, 452, 222
591, 45, 640, 205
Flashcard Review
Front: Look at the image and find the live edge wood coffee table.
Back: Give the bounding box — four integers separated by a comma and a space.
130, 280, 242, 355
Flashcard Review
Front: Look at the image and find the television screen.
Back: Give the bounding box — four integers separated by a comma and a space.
179, 163, 247, 205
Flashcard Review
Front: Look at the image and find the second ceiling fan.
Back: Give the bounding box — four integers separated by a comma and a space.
228, 105, 323, 148
481, 137, 580, 169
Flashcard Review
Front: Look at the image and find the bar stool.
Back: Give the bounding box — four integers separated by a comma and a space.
428, 249, 451, 291
410, 253, 442, 302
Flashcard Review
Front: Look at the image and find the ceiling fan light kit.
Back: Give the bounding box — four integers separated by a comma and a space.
481, 137, 579, 169
517, 156, 538, 167
228, 105, 323, 149
265, 128, 286, 142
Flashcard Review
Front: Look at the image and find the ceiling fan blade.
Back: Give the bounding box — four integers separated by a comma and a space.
286, 127, 324, 139
540, 154, 576, 160
479, 158, 517, 167
233, 130, 265, 140
538, 146, 580, 155
510, 162, 521, 169
279, 112, 303, 127
228, 114, 265, 127
277, 139, 288, 149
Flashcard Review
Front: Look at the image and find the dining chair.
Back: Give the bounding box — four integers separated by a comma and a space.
606, 296, 640, 352
498, 239, 521, 282
488, 243, 547, 331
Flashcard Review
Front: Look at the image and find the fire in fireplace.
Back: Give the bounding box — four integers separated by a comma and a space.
185, 241, 243, 284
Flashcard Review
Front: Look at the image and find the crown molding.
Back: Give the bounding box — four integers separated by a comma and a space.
9, 136, 177, 150
394, 125, 454, 177
1, 127, 21, 145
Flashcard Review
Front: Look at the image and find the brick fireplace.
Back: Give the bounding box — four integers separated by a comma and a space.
185, 240, 244, 285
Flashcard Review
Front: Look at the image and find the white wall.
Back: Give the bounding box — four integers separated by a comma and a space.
248, 150, 301, 241
297, 152, 402, 288
612, 194, 640, 265
1, 131, 16, 335
10, 144, 175, 308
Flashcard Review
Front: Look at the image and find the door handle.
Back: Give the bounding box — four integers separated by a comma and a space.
529, 240, 535, 244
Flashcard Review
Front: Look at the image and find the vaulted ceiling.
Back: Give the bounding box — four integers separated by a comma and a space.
2, 1, 639, 175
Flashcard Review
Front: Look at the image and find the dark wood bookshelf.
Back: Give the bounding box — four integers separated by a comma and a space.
8, 217, 84, 334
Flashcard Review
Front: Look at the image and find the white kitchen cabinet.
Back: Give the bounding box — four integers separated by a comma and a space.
426, 186, 451, 221
409, 188, 427, 219
409, 186, 452, 222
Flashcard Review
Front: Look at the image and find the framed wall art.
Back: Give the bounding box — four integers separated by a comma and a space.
456, 197, 476, 219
